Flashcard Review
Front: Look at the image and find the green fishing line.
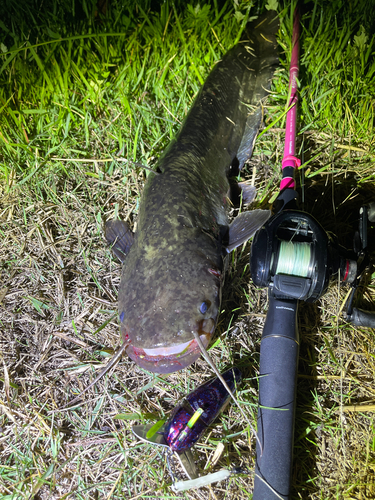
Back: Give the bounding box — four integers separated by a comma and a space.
276, 241, 312, 277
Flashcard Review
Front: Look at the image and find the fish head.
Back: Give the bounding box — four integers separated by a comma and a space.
118, 237, 223, 373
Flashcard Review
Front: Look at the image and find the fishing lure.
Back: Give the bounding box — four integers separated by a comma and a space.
132, 367, 242, 485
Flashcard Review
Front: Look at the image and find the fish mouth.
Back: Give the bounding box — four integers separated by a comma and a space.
126, 333, 211, 374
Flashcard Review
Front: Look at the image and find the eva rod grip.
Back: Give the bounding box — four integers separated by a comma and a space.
347, 308, 375, 328
253, 296, 299, 500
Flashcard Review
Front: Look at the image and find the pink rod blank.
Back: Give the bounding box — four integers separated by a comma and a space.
283, 9, 300, 162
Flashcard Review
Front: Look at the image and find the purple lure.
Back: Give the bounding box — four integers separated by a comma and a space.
163, 367, 242, 452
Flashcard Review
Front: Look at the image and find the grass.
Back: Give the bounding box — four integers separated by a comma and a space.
1, 0, 375, 499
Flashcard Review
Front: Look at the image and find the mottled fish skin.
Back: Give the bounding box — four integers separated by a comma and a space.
114, 13, 279, 373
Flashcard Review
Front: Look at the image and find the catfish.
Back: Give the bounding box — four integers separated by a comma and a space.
106, 12, 279, 374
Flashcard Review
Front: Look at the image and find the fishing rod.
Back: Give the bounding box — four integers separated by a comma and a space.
250, 7, 375, 499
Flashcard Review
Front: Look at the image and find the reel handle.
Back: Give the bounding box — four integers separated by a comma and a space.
253, 295, 299, 500
347, 308, 375, 328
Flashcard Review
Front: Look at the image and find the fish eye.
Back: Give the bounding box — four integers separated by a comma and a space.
199, 301, 210, 314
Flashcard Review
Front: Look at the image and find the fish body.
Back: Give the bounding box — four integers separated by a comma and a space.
107, 13, 279, 373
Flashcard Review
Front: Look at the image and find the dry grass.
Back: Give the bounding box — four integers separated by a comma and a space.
0, 163, 263, 499
1, 136, 375, 499
1, 1, 375, 499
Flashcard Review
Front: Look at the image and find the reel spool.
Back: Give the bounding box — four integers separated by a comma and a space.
250, 211, 357, 302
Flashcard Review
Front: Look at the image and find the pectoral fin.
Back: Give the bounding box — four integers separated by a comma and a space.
105, 219, 134, 262
226, 209, 270, 253
238, 182, 257, 205
229, 181, 257, 208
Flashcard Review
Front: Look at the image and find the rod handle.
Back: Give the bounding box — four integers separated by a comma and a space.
253, 297, 299, 500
